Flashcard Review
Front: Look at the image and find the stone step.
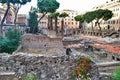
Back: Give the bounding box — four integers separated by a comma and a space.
99, 72, 111, 76
0, 72, 18, 80
98, 66, 119, 72
99, 72, 112, 80
96, 61, 120, 67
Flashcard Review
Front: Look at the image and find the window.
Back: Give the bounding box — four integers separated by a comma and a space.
76, 22, 77, 25
110, 21, 112, 24
116, 20, 118, 24
108, 21, 110, 24
113, 20, 115, 24
72, 22, 73, 25
65, 22, 66, 25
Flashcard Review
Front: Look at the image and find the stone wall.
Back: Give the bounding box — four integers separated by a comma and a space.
19, 34, 64, 54
22, 34, 63, 49
0, 53, 99, 80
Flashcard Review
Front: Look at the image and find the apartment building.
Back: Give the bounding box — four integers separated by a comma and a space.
0, 4, 28, 34
92, 0, 120, 30
57, 9, 79, 29
16, 14, 27, 25
0, 8, 5, 23
38, 9, 80, 29
1, 3, 15, 24
37, 9, 80, 35
1, 3, 28, 25
0, 5, 15, 34
16, 14, 28, 34
37, 13, 48, 29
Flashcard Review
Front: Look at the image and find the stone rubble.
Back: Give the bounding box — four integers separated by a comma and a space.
0, 51, 99, 80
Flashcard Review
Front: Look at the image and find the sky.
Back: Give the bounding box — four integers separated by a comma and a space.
18, 0, 109, 14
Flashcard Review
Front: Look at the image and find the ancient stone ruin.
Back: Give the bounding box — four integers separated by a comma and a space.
0, 52, 99, 80
20, 34, 64, 54
0, 34, 99, 80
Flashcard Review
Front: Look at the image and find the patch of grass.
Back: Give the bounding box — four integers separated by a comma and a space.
111, 67, 120, 80
20, 73, 39, 80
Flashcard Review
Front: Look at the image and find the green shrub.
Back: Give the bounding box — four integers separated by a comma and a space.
69, 56, 92, 80
2, 77, 11, 80
111, 67, 120, 80
0, 29, 21, 54
20, 74, 39, 80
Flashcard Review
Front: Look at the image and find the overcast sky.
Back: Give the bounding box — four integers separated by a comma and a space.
18, 0, 109, 14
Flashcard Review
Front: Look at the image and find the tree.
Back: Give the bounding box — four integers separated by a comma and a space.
48, 14, 53, 30
37, 0, 60, 23
12, 0, 31, 27
50, 12, 59, 34
0, 0, 31, 33
94, 9, 113, 34
74, 15, 84, 29
83, 9, 113, 36
28, 8, 38, 34
59, 12, 68, 37
0, 29, 21, 54
83, 11, 96, 34
0, 0, 10, 34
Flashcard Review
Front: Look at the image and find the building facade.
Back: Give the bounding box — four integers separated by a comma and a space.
57, 9, 79, 29
92, 0, 120, 30
37, 9, 80, 35
38, 9, 80, 29
0, 7, 5, 23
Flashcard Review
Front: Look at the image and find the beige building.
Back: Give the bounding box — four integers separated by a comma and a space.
0, 7, 5, 23
37, 9, 80, 35
1, 4, 15, 24
38, 9, 80, 32
1, 4, 27, 25
30, 1, 120, 33
37, 13, 48, 29
91, 0, 120, 30
16, 14, 27, 25
57, 9, 79, 29
0, 4, 28, 35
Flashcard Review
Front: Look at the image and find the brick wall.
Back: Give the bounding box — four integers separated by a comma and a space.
22, 34, 63, 49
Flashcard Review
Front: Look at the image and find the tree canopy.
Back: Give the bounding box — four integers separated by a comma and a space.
83, 9, 113, 23
37, 0, 60, 13
83, 11, 95, 23
59, 12, 69, 18
50, 12, 59, 18
74, 15, 84, 23
36, 0, 60, 27
0, 0, 31, 4
93, 9, 113, 22
82, 9, 113, 35
74, 15, 84, 29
